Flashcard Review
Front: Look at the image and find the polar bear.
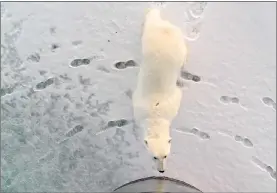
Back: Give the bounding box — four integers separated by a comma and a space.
132, 8, 187, 173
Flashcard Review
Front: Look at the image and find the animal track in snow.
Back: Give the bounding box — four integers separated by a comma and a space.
0, 87, 15, 97
218, 131, 254, 148
35, 77, 54, 90
125, 60, 137, 67
188, 2, 207, 19
114, 60, 138, 69
107, 119, 130, 128
70, 58, 90, 67
27, 53, 40, 62
175, 127, 210, 140
70, 54, 105, 68
262, 97, 276, 110
252, 156, 276, 180
95, 119, 130, 136
234, 135, 253, 147
220, 96, 240, 104
180, 70, 201, 82
183, 2, 207, 41
183, 21, 202, 41
72, 40, 82, 46
65, 125, 84, 137
114, 62, 125, 69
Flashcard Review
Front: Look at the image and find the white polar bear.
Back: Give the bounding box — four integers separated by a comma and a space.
132, 8, 188, 173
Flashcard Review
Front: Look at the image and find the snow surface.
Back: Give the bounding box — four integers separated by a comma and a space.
1, 2, 276, 192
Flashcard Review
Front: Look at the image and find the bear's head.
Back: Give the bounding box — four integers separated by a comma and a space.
144, 135, 172, 173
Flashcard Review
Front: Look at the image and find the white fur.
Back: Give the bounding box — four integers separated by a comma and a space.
132, 8, 187, 172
